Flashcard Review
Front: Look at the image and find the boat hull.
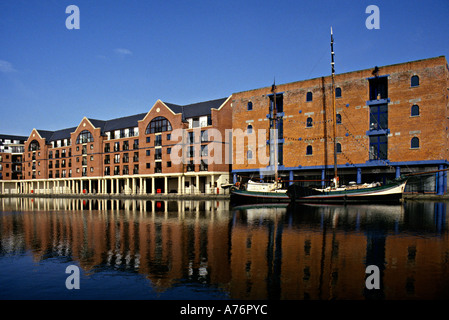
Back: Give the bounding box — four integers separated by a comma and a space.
230, 189, 290, 204
287, 180, 407, 203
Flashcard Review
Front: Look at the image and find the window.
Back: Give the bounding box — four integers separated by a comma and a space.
114, 154, 120, 164
167, 148, 171, 154
369, 135, 388, 160
306, 145, 313, 155
335, 87, 342, 98
123, 153, 129, 163
201, 130, 208, 142
146, 150, 151, 156
104, 143, 110, 153
411, 105, 419, 117
247, 101, 253, 111
155, 148, 162, 160
114, 142, 120, 152
247, 125, 253, 134
201, 145, 208, 157
146, 116, 172, 134
336, 143, 342, 153
336, 114, 342, 124
123, 140, 129, 150
369, 76, 388, 100
146, 137, 151, 143
155, 135, 162, 147
411, 75, 419, 87
188, 132, 194, 144
167, 161, 172, 168
369, 104, 388, 130
306, 117, 313, 127
247, 150, 253, 160
76, 130, 93, 144
306, 91, 313, 102
411, 137, 419, 149
28, 140, 40, 151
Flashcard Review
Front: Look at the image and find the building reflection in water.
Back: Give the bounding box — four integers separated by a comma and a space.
0, 197, 448, 299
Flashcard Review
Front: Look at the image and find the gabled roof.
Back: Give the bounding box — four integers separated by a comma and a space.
103, 113, 147, 132
35, 130, 55, 141
48, 127, 77, 141
163, 98, 228, 118
27, 97, 228, 143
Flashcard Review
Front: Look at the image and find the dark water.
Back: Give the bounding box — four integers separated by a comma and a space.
0, 197, 448, 300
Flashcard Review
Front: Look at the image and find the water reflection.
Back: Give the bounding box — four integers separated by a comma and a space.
0, 197, 448, 300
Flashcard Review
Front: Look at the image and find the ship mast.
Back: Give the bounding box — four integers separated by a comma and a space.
271, 79, 278, 184
330, 27, 338, 187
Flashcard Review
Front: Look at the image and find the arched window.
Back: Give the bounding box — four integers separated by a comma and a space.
411, 104, 419, 117
306, 91, 313, 102
146, 116, 172, 134
411, 75, 419, 87
335, 87, 342, 98
411, 137, 419, 149
336, 142, 342, 153
306, 117, 313, 127
247, 101, 253, 111
247, 124, 253, 134
247, 150, 253, 160
336, 114, 342, 124
28, 140, 40, 151
76, 130, 93, 144
306, 145, 313, 155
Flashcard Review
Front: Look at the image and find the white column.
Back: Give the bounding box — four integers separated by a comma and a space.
164, 176, 168, 194
211, 175, 215, 194
196, 175, 200, 194
151, 177, 155, 194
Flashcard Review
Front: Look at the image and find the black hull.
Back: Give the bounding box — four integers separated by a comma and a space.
286, 179, 407, 204
230, 189, 290, 205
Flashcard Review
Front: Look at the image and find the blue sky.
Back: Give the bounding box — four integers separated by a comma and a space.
1, 0, 448, 136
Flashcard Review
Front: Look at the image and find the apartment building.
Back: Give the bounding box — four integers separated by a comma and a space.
0, 134, 27, 181
3, 97, 232, 195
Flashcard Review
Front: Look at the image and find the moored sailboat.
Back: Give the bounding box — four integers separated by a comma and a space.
287, 28, 408, 203
230, 179, 289, 204
230, 81, 289, 204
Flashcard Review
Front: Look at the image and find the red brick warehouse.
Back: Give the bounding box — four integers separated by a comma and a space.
230, 56, 449, 194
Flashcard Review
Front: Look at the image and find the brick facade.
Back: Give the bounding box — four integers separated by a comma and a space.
231, 56, 449, 192
1, 56, 448, 195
